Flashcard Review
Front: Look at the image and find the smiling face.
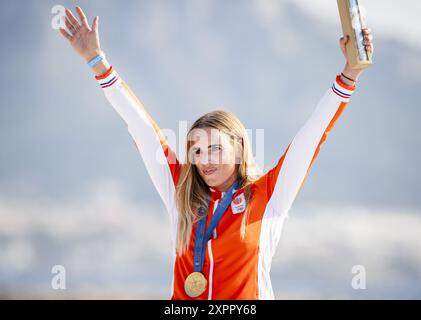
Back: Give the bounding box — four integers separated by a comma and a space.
188, 127, 240, 192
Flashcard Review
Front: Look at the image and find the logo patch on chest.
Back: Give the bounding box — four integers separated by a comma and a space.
231, 193, 246, 214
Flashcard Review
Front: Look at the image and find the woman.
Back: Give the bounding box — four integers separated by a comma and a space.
59, 6, 373, 300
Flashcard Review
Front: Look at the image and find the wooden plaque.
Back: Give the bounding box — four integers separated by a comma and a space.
337, 0, 373, 69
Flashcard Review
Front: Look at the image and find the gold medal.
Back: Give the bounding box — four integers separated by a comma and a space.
184, 272, 207, 298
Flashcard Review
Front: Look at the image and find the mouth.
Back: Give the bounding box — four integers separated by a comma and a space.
202, 167, 217, 176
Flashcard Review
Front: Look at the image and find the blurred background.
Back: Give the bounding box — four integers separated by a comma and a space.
0, 0, 420, 299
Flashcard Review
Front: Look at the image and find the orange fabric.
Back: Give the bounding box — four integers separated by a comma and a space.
95, 66, 114, 80
171, 150, 294, 299
171, 183, 267, 300
336, 74, 356, 91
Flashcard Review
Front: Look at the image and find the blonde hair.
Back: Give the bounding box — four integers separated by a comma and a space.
176, 110, 262, 255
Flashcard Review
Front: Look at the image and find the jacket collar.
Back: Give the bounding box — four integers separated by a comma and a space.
208, 184, 242, 200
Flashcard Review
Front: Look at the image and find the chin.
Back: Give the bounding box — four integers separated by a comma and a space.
202, 176, 220, 187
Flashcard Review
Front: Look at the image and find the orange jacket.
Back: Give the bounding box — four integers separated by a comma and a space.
95, 66, 356, 299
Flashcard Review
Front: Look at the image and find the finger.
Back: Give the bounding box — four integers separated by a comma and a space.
340, 35, 348, 45
364, 34, 373, 42
76, 6, 90, 29
64, 16, 77, 35
59, 28, 72, 41
365, 44, 373, 53
92, 16, 99, 32
363, 38, 373, 45
64, 17, 76, 33
362, 28, 371, 35
65, 8, 80, 29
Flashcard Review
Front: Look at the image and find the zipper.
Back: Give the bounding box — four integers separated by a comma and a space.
207, 198, 219, 300
207, 240, 214, 300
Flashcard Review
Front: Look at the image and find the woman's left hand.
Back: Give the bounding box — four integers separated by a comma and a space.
339, 27, 374, 84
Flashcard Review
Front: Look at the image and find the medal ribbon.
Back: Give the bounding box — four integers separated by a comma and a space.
193, 179, 239, 273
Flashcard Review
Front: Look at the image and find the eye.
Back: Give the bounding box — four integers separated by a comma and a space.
191, 148, 200, 157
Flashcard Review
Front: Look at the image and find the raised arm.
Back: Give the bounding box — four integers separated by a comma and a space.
263, 30, 374, 218
93, 66, 180, 217
58, 7, 180, 229
264, 73, 356, 217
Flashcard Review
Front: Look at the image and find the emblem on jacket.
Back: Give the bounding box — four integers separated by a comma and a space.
231, 193, 246, 214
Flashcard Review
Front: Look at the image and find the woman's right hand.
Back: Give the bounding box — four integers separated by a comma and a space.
58, 6, 101, 63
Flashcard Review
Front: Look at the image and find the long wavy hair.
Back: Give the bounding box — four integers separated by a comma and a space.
176, 110, 262, 254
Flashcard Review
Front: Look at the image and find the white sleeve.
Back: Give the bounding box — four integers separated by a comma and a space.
267, 75, 356, 217
95, 67, 180, 230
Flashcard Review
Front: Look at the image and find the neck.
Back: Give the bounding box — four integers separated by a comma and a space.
214, 173, 238, 192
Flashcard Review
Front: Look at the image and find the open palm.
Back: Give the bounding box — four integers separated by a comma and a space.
59, 6, 101, 62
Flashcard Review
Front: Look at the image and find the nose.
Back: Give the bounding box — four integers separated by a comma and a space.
197, 151, 211, 165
